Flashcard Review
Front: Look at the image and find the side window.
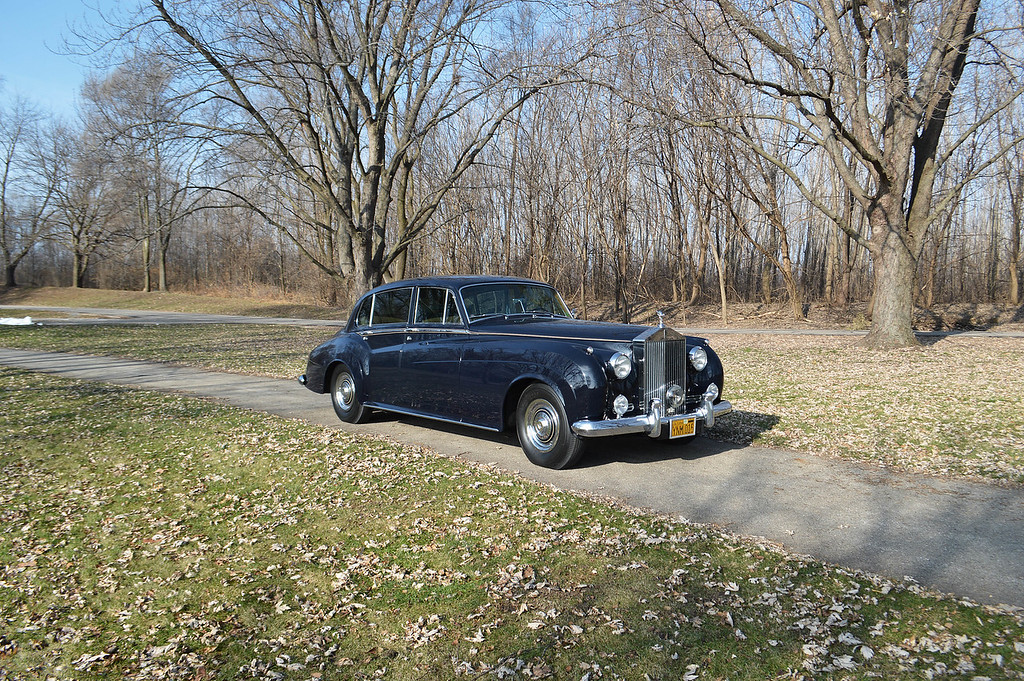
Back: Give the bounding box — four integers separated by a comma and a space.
443, 291, 465, 326
354, 297, 372, 329
415, 288, 464, 326
415, 288, 447, 324
371, 288, 413, 326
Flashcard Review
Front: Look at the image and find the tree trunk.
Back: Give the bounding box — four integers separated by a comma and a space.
353, 230, 380, 293
1010, 177, 1022, 305
707, 218, 728, 326
142, 236, 151, 293
3, 245, 18, 287
158, 222, 171, 292
72, 251, 87, 289
861, 226, 918, 349
1011, 261, 1021, 307
158, 243, 168, 292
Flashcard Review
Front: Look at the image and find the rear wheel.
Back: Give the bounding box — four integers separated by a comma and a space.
516, 383, 585, 469
330, 365, 370, 423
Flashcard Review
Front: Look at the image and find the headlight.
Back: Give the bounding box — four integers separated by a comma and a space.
608, 352, 632, 379
688, 346, 708, 372
665, 384, 684, 409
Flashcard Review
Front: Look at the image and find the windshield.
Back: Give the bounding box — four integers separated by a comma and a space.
461, 282, 571, 321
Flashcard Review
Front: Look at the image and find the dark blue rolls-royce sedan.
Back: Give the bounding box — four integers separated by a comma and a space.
299, 276, 732, 469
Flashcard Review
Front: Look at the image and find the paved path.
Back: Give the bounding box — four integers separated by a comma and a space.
2, 346, 1022, 610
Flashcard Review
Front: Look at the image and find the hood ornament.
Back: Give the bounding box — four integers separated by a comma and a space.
656, 310, 665, 328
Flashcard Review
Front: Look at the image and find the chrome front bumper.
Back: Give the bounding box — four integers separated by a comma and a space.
571, 398, 733, 439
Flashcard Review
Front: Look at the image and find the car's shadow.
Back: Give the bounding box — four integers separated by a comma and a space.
370, 407, 779, 469
575, 434, 739, 468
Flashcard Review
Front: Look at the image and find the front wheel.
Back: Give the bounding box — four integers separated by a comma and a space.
330, 365, 370, 424
516, 383, 585, 469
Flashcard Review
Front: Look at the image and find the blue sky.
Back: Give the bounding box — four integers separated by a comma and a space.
0, 1, 119, 116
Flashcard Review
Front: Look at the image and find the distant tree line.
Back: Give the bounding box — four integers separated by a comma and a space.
1, 0, 1022, 347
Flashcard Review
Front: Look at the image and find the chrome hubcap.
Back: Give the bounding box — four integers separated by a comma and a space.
524, 400, 559, 452
335, 374, 355, 409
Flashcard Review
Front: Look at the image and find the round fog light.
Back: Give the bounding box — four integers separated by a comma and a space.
665, 384, 684, 409
703, 382, 719, 402
612, 394, 630, 416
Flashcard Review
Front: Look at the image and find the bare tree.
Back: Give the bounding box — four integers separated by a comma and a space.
45, 123, 123, 288
82, 51, 213, 292
998, 101, 1024, 305
658, 0, 1024, 347
717, 120, 805, 319
133, 0, 569, 295
0, 97, 55, 288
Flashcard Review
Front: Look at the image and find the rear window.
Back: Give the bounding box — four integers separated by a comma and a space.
372, 288, 413, 325
353, 287, 413, 328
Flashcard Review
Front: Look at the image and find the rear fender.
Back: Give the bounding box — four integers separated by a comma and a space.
307, 335, 370, 396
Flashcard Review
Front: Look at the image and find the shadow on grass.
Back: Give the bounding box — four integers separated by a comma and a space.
915, 303, 1024, 332
0, 287, 42, 304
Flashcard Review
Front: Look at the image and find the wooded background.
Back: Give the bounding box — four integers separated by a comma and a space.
2, 0, 1022, 342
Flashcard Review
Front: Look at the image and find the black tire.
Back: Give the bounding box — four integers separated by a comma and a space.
330, 365, 370, 424
515, 383, 586, 469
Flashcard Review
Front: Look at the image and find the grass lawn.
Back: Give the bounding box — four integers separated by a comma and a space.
2, 321, 1022, 486
2, 367, 1022, 680
0, 286, 342, 320
0, 324, 329, 379
706, 334, 1024, 485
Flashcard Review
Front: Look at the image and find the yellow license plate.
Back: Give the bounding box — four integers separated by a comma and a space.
670, 417, 696, 439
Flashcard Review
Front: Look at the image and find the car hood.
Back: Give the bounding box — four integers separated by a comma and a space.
468, 316, 650, 344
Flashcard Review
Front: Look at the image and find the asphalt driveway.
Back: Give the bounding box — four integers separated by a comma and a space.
2, 344, 1022, 610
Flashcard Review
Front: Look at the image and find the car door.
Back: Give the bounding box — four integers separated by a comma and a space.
360, 287, 413, 408
399, 287, 466, 417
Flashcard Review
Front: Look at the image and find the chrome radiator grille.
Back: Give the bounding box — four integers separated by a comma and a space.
635, 329, 688, 414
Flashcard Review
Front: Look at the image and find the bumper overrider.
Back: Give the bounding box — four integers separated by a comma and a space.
571, 396, 733, 439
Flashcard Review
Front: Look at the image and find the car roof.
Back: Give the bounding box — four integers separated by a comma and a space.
363, 275, 549, 295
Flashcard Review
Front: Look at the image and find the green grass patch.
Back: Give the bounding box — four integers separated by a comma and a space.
1, 367, 1023, 679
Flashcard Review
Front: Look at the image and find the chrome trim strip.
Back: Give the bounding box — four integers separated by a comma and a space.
404, 327, 471, 335
571, 400, 732, 439
363, 402, 501, 433
357, 327, 407, 337
357, 326, 635, 344
464, 329, 634, 344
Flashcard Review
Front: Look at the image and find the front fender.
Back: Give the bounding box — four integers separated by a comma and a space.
499, 344, 609, 426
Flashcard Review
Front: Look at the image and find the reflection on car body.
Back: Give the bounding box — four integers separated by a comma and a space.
299, 276, 732, 469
